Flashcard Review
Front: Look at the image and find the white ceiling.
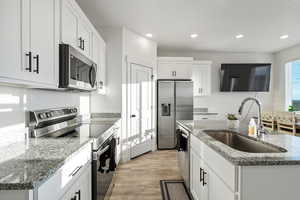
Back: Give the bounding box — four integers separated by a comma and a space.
77, 0, 300, 53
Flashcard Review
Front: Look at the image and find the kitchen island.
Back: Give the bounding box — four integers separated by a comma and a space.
177, 120, 300, 200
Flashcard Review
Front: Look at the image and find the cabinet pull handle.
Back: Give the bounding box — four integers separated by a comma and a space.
82, 40, 85, 50
79, 37, 83, 49
33, 54, 39, 74
25, 52, 32, 72
200, 168, 203, 182
69, 165, 83, 177
202, 171, 207, 186
76, 190, 81, 200
174, 71, 176, 76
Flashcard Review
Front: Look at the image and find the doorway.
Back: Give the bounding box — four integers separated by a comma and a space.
129, 63, 153, 159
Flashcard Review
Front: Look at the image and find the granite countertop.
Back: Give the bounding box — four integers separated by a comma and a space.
0, 114, 121, 190
177, 120, 300, 166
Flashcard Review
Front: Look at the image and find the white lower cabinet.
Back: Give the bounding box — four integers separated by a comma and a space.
38, 144, 92, 200
60, 164, 91, 200
190, 134, 236, 200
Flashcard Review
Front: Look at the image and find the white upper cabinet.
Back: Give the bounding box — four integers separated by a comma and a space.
0, 0, 23, 80
0, 0, 105, 89
29, 0, 57, 85
77, 19, 92, 57
0, 0, 58, 86
92, 32, 106, 94
61, 0, 92, 58
192, 61, 212, 96
61, 0, 78, 48
157, 57, 193, 79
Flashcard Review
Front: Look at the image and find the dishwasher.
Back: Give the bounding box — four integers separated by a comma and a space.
176, 125, 190, 190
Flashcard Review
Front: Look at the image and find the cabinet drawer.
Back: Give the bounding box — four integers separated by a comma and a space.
190, 134, 236, 192
38, 143, 91, 200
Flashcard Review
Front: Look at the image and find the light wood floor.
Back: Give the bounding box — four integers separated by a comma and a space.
108, 150, 182, 200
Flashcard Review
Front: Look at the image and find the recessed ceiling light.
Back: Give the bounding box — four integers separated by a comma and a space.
235, 34, 244, 39
190, 34, 198, 39
280, 35, 289, 39
145, 33, 153, 38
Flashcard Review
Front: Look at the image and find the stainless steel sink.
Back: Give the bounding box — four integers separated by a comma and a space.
204, 130, 287, 153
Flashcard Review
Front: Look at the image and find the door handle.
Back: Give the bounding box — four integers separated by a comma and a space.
25, 52, 32, 72
82, 39, 85, 50
131, 114, 136, 118
33, 54, 39, 74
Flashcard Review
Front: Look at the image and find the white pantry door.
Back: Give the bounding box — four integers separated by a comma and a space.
130, 63, 153, 159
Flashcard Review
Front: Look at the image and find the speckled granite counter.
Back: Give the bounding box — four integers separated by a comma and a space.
0, 114, 121, 190
177, 120, 300, 166
0, 136, 92, 190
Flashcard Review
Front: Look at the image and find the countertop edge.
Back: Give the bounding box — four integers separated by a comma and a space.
177, 120, 300, 166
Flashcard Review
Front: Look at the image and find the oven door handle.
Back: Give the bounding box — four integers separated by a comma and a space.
97, 145, 110, 157
181, 133, 188, 139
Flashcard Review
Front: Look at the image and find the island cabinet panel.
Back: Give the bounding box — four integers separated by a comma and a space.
240, 165, 300, 200
190, 134, 237, 191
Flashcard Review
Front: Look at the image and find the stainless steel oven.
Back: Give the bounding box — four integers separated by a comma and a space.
92, 134, 117, 200
59, 44, 97, 91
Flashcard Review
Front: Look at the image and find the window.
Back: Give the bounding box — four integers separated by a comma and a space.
286, 60, 300, 111
292, 61, 300, 110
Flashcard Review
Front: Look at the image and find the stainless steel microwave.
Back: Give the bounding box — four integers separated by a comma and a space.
59, 44, 97, 91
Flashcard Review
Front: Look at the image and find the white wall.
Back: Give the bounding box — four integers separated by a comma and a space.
273, 44, 300, 110
158, 49, 274, 119
0, 85, 90, 141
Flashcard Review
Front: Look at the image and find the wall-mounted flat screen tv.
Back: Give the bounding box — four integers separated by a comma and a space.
220, 63, 271, 92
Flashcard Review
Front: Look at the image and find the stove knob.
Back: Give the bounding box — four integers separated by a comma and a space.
46, 112, 51, 118
39, 113, 45, 119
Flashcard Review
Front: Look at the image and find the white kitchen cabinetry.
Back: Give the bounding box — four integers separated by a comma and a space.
60, 164, 91, 200
38, 144, 92, 200
157, 57, 193, 79
190, 134, 236, 200
0, 0, 23, 81
61, 0, 78, 48
92, 33, 106, 94
61, 0, 92, 58
0, 0, 58, 86
77, 19, 92, 57
192, 61, 212, 96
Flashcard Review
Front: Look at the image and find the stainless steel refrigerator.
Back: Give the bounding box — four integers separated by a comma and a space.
157, 80, 193, 149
